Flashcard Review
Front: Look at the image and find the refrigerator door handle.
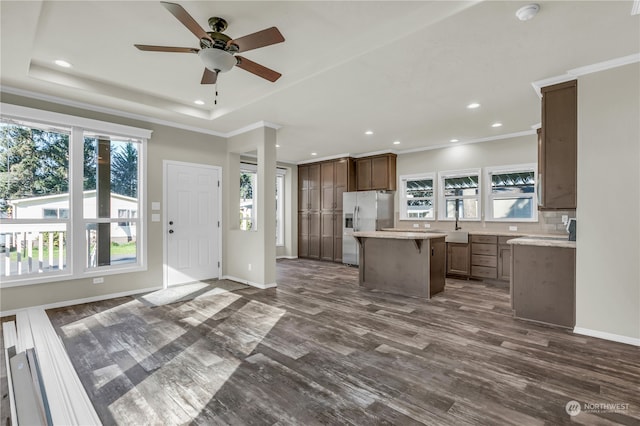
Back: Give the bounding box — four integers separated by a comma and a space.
354, 206, 359, 231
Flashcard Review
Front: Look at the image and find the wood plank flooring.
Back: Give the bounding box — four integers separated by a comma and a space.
4, 259, 640, 425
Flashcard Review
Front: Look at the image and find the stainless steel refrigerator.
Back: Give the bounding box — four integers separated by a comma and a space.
342, 191, 394, 266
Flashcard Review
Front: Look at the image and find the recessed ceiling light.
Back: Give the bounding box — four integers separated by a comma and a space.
311, 152, 317, 156
194, 100, 205, 105
450, 139, 459, 143
516, 4, 540, 21
467, 102, 481, 109
393, 141, 400, 145
275, 144, 280, 148
491, 122, 503, 128
365, 130, 374, 135
54, 59, 72, 68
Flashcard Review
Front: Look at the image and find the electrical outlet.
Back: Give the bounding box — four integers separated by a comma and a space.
561, 214, 569, 225
412, 223, 419, 228
248, 263, 252, 271
423, 223, 431, 228
93, 277, 104, 284
509, 225, 518, 231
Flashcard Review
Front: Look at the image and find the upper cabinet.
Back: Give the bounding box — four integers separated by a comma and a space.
355, 153, 397, 191
539, 80, 577, 210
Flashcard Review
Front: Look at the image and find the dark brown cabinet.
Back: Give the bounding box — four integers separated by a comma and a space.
471, 235, 498, 279
497, 237, 512, 282
355, 153, 397, 191
298, 163, 321, 259
300, 158, 355, 262
447, 242, 470, 277
539, 80, 577, 210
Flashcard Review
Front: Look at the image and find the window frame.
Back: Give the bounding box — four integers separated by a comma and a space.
398, 172, 436, 221
438, 168, 482, 222
276, 168, 286, 246
484, 163, 538, 222
0, 103, 150, 288
239, 163, 258, 232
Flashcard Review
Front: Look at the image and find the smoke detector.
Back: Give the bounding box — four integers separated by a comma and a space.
516, 4, 540, 21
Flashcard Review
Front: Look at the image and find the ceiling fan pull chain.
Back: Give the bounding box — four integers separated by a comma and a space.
214, 80, 219, 105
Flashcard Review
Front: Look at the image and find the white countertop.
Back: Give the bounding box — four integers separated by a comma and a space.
353, 231, 447, 240
507, 236, 576, 249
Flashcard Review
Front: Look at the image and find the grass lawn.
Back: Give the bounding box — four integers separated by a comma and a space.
4, 242, 136, 261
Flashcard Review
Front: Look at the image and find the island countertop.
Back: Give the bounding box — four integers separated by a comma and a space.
353, 231, 447, 240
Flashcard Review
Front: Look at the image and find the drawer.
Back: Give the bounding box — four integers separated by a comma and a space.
471, 243, 497, 256
471, 235, 497, 244
472, 265, 497, 279
471, 254, 497, 267
498, 236, 512, 245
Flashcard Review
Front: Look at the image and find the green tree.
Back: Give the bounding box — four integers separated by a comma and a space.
111, 142, 138, 197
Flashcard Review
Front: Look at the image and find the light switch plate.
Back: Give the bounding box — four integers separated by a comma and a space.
151, 213, 161, 222
413, 223, 419, 228
423, 223, 431, 228
509, 225, 518, 231
151, 202, 161, 211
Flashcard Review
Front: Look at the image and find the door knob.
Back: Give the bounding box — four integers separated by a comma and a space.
169, 229, 174, 234
169, 221, 174, 225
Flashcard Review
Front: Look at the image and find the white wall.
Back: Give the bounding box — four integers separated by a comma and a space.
575, 62, 640, 343
224, 127, 277, 288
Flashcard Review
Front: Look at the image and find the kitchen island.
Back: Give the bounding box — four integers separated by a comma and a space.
352, 231, 447, 298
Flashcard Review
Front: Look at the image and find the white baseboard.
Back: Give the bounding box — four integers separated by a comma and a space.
573, 327, 640, 347
0, 285, 163, 318
222, 275, 277, 289
276, 255, 298, 260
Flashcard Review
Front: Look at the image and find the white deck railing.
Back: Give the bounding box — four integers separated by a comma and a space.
0, 223, 67, 278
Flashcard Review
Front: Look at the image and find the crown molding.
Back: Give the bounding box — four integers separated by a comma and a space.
531, 53, 640, 98
0, 85, 282, 139
396, 129, 536, 155
297, 152, 352, 165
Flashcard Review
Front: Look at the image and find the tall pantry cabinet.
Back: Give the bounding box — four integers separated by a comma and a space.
299, 158, 355, 261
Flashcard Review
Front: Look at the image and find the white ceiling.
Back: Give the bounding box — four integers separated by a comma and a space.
1, 1, 639, 163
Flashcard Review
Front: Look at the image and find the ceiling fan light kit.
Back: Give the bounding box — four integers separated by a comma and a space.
516, 4, 540, 21
198, 48, 236, 73
134, 1, 284, 86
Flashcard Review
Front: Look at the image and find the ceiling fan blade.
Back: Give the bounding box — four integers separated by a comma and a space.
235, 56, 281, 82
161, 1, 212, 42
228, 27, 284, 53
201, 68, 218, 84
135, 44, 199, 53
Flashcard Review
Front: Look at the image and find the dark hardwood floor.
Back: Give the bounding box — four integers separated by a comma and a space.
4, 258, 640, 425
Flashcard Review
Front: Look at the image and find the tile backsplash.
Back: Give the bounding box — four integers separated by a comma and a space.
396, 210, 576, 235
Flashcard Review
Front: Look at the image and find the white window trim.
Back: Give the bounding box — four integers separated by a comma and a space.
398, 172, 436, 221
240, 163, 258, 232
0, 103, 150, 288
276, 168, 286, 246
484, 163, 538, 222
438, 168, 482, 222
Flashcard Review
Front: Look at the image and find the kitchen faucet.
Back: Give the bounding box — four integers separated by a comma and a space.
454, 198, 462, 230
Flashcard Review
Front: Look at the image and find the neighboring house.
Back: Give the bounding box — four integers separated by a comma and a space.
8, 190, 137, 243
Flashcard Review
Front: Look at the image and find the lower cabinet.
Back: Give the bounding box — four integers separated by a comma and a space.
497, 237, 512, 282
471, 235, 498, 279
446, 242, 470, 277
320, 211, 343, 262
298, 212, 320, 259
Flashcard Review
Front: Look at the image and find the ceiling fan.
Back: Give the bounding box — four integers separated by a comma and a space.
134, 1, 284, 84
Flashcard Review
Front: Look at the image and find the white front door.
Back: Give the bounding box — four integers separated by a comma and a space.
165, 161, 220, 286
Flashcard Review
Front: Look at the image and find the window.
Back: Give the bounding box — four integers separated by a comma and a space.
276, 170, 285, 246
485, 164, 537, 222
438, 169, 481, 221
0, 103, 149, 287
240, 164, 257, 231
399, 173, 435, 220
